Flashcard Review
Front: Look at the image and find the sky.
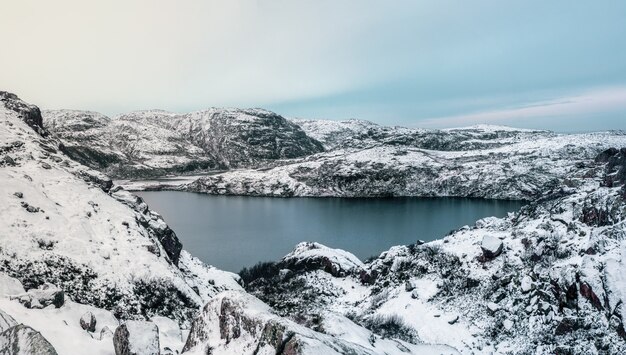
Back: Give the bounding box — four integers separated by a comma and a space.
1, 0, 625, 131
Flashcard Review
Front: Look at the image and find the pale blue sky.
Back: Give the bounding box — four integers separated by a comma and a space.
1, 1, 625, 131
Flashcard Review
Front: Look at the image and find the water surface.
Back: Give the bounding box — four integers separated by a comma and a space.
136, 191, 524, 272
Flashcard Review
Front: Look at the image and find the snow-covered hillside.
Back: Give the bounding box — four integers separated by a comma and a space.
178, 131, 626, 200
242, 149, 626, 353
44, 108, 323, 179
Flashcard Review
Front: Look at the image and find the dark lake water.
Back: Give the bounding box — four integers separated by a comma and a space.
136, 191, 524, 272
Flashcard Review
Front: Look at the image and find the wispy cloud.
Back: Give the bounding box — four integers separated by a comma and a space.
418, 87, 626, 128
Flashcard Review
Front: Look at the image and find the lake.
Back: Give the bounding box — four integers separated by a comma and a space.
135, 191, 524, 272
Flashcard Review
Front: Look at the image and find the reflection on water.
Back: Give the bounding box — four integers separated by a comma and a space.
136, 191, 524, 272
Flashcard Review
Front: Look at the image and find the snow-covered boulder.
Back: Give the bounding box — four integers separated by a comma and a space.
113, 321, 160, 355
280, 242, 365, 277
79, 311, 96, 332
520, 276, 535, 294
0, 275, 25, 297
0, 324, 58, 355
480, 235, 503, 259
12, 283, 64, 309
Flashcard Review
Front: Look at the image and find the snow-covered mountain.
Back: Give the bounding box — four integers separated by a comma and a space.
5, 91, 626, 354
48, 107, 624, 201
2, 93, 459, 354
44, 108, 323, 179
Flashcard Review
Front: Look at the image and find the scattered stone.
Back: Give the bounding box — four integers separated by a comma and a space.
80, 312, 97, 332
521, 276, 534, 293
411, 290, 419, 299
487, 302, 500, 314
481, 235, 503, 259
20, 202, 40, 213
2, 155, 16, 166
113, 321, 160, 355
40, 162, 51, 169
100, 326, 114, 340
13, 192, 23, 199
405, 279, 416, 292
503, 319, 513, 331
447, 315, 459, 324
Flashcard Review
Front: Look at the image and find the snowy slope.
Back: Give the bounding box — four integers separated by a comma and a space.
4, 92, 462, 354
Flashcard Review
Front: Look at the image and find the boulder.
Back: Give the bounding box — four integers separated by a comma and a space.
481, 235, 503, 259
486, 302, 500, 314
113, 321, 160, 355
521, 276, 534, 293
0, 324, 58, 355
405, 280, 416, 292
279, 242, 364, 277
100, 326, 114, 341
0, 274, 25, 297
79, 312, 97, 332
12, 283, 64, 309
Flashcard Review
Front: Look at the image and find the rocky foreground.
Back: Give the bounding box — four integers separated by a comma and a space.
2, 91, 626, 354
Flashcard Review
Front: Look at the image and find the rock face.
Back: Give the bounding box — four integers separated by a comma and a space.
480, 235, 503, 259
80, 312, 97, 332
171, 108, 324, 168
0, 91, 44, 135
0, 325, 58, 355
113, 321, 160, 355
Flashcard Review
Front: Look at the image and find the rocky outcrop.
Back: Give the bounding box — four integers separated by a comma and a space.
113, 321, 160, 355
183, 291, 451, 355
0, 92, 45, 135
279, 242, 365, 277
0, 325, 58, 355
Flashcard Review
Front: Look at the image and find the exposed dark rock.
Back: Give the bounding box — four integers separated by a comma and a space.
595, 148, 619, 163
579, 282, 603, 311
79, 312, 97, 332
75, 170, 113, 193
555, 318, 581, 335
